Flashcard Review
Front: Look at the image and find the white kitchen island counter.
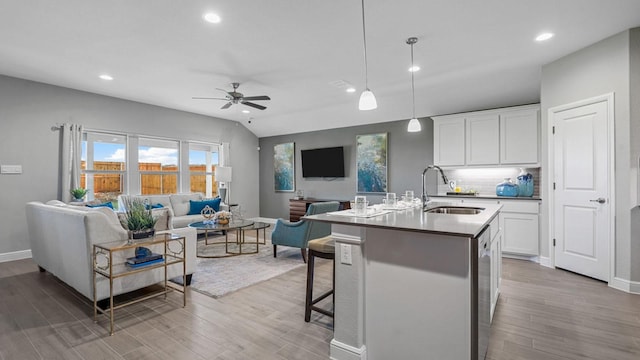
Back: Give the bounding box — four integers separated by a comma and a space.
305, 202, 501, 360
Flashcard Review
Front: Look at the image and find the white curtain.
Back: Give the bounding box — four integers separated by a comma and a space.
60, 123, 84, 203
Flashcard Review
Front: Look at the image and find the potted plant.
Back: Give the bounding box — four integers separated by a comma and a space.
70, 188, 87, 201
120, 198, 158, 240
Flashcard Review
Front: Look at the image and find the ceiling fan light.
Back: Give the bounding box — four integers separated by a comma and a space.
359, 89, 377, 110
407, 118, 422, 132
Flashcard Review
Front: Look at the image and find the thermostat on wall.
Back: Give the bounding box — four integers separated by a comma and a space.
0, 165, 23, 174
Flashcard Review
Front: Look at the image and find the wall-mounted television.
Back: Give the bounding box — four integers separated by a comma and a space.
301, 146, 345, 178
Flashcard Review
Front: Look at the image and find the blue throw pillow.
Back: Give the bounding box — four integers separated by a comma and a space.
145, 203, 164, 210
188, 198, 221, 215
87, 201, 114, 209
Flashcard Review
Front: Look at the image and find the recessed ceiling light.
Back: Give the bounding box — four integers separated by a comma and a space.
535, 32, 554, 42
242, 110, 250, 114
203, 13, 221, 24
409, 65, 420, 72
99, 74, 113, 81
346, 87, 356, 93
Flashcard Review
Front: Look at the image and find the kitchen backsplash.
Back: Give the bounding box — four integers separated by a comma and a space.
436, 167, 541, 198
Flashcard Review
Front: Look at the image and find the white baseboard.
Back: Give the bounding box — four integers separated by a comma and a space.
609, 277, 640, 294
0, 249, 32, 263
538, 256, 553, 268
502, 253, 539, 262
330, 339, 367, 360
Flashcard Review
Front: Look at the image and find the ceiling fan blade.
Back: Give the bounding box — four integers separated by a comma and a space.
241, 101, 267, 110
241, 95, 271, 101
221, 102, 233, 109
192, 97, 229, 100
215, 88, 229, 93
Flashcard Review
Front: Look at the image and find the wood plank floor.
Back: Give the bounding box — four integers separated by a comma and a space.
1, 256, 639, 359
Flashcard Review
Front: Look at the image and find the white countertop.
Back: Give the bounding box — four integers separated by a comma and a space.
305, 201, 502, 238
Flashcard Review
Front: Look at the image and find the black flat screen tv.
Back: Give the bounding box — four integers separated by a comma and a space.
301, 146, 345, 178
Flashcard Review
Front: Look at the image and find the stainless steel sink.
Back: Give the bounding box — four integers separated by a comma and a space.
425, 206, 484, 215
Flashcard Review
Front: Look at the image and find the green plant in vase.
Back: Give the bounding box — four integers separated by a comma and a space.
120, 198, 158, 240
70, 188, 87, 201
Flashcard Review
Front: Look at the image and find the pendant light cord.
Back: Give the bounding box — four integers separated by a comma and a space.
361, 0, 369, 89
410, 41, 416, 118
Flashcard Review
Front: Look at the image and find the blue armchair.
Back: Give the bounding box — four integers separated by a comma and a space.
271, 201, 340, 263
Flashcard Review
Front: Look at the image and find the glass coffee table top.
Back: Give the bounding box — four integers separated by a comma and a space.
189, 220, 255, 258
189, 219, 254, 230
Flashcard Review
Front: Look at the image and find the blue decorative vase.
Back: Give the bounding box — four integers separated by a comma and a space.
496, 178, 519, 197
516, 168, 534, 197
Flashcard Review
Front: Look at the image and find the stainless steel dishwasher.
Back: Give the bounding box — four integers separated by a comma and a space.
477, 226, 491, 360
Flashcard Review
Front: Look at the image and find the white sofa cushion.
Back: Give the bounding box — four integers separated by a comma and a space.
170, 193, 204, 217
126, 195, 172, 209
172, 214, 208, 229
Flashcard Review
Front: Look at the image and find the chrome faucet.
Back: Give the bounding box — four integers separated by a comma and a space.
421, 165, 449, 209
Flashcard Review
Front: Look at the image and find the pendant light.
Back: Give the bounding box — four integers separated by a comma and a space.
406, 37, 422, 132
358, 0, 377, 110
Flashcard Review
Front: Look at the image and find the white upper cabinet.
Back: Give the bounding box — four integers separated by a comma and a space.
466, 113, 500, 165
433, 116, 465, 166
432, 104, 540, 167
500, 108, 540, 164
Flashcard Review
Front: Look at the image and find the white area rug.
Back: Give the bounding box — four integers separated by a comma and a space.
190, 231, 305, 298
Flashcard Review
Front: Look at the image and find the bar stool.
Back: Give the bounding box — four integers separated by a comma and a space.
305, 236, 335, 322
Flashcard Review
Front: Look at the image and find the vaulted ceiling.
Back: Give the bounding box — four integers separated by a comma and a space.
1, 0, 639, 137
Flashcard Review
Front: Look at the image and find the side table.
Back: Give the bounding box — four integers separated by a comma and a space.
92, 233, 186, 335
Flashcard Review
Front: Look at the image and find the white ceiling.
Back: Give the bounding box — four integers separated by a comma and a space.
1, 1, 639, 138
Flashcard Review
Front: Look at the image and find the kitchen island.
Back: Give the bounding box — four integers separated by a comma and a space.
305, 201, 501, 360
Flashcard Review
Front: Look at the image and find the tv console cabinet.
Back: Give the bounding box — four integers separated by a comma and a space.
289, 198, 350, 222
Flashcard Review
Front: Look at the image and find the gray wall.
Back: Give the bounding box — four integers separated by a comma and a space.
0, 74, 259, 256
629, 28, 640, 281
541, 29, 638, 282
259, 119, 434, 219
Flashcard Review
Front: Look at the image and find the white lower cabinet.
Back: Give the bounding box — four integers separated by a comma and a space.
498, 200, 539, 256
460, 198, 540, 256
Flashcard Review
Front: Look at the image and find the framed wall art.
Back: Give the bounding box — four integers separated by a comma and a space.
274, 142, 295, 192
356, 133, 387, 193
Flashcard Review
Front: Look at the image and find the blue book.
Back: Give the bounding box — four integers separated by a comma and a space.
126, 257, 164, 268
126, 253, 163, 265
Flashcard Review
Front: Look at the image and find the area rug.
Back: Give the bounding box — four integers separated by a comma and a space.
189, 231, 305, 298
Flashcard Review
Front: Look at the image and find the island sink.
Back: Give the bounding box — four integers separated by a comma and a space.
425, 206, 484, 215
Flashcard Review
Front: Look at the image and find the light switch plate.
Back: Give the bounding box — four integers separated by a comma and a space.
0, 165, 22, 174
340, 243, 352, 265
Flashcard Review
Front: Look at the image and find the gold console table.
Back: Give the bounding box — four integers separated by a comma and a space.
92, 233, 186, 335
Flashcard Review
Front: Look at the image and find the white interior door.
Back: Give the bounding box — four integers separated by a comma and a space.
553, 98, 610, 282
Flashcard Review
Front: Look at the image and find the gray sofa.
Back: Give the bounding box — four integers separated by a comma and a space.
25, 200, 197, 301
117, 193, 228, 228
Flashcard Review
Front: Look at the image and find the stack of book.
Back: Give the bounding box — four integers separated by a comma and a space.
126, 253, 164, 268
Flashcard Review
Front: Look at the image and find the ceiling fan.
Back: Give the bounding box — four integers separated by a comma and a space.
192, 82, 271, 110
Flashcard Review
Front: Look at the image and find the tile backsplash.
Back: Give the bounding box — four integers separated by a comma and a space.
436, 167, 541, 197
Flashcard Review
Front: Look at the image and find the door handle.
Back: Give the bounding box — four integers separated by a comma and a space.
589, 198, 606, 204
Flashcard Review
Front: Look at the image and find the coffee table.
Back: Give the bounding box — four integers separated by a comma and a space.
189, 220, 254, 258
240, 222, 271, 245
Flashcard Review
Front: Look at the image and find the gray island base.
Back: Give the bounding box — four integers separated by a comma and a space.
305, 202, 501, 360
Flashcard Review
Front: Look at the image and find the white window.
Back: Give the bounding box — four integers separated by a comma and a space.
138, 138, 179, 195
189, 143, 220, 198
81, 132, 127, 206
